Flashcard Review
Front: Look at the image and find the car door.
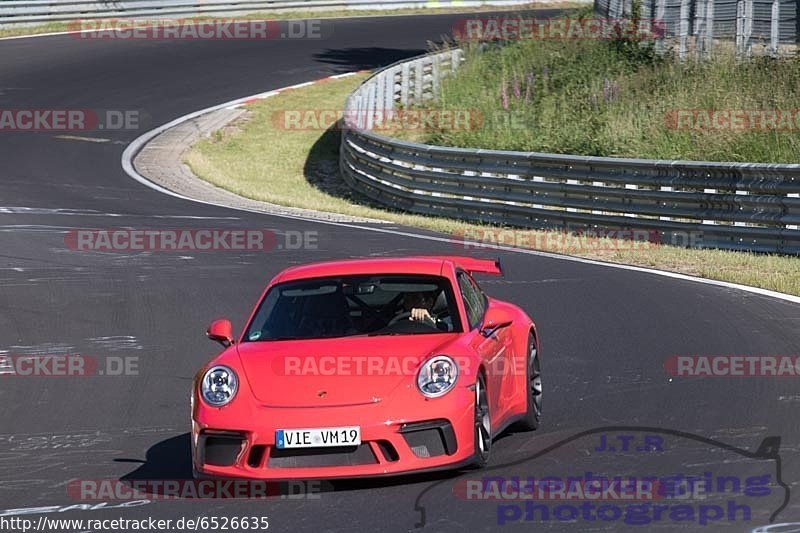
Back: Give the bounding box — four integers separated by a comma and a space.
456, 271, 512, 424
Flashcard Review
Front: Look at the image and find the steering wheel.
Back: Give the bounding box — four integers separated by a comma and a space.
387, 310, 448, 328
347, 293, 402, 324
387, 311, 413, 327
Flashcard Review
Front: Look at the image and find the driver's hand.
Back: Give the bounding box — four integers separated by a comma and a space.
409, 308, 434, 323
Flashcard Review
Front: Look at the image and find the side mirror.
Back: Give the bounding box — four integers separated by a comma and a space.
480, 307, 513, 338
207, 319, 234, 347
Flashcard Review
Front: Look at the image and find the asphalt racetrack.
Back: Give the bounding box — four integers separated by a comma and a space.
1, 11, 799, 532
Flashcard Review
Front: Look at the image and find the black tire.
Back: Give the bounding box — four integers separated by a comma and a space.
472, 373, 492, 468
515, 333, 542, 431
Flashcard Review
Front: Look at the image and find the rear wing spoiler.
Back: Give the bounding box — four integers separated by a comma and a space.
442, 256, 503, 276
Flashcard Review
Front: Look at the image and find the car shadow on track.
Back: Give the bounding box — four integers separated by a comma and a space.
117, 433, 194, 481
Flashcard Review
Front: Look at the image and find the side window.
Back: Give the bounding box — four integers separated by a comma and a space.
457, 272, 486, 330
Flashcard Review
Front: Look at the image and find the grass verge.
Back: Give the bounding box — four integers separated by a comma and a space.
184, 73, 800, 296
0, 4, 580, 39
397, 19, 800, 162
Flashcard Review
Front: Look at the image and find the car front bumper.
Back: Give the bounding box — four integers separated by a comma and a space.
191, 385, 475, 480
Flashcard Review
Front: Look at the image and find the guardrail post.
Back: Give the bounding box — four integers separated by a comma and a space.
566, 179, 579, 213
734, 190, 748, 226
659, 186, 673, 221
414, 61, 424, 105
400, 62, 410, 107
451, 49, 462, 74
386, 67, 397, 122
789, 193, 800, 230
703, 187, 717, 225
366, 82, 376, 130
375, 71, 385, 129
432, 55, 441, 99
591, 180, 605, 215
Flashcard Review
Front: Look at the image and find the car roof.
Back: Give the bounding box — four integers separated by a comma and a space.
271, 256, 452, 284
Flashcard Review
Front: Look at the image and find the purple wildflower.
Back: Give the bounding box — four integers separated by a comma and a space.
524, 73, 535, 104
501, 79, 509, 110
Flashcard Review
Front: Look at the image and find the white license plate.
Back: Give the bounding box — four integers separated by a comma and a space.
275, 426, 361, 449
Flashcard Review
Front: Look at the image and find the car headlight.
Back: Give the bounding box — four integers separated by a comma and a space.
417, 355, 458, 397
201, 365, 238, 406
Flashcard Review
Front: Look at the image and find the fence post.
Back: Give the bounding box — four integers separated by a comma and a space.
736, 0, 753, 59
744, 0, 753, 57
679, 0, 690, 59
695, 0, 706, 59
697, 0, 714, 59
655, 0, 666, 55
736, 0, 744, 59
704, 0, 714, 57
769, 0, 780, 56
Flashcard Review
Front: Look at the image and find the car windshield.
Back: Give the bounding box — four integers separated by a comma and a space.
244, 274, 462, 341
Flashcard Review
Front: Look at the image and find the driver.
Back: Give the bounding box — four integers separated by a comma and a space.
404, 291, 437, 325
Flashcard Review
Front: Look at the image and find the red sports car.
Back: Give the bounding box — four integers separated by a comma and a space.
192, 256, 541, 480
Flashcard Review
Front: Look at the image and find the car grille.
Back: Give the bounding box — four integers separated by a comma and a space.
199, 432, 246, 467
267, 444, 378, 468
400, 419, 457, 458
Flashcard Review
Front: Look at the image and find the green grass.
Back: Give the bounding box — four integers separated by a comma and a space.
398, 20, 800, 162
184, 74, 800, 296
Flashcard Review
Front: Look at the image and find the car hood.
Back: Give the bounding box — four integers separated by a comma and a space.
236, 334, 458, 407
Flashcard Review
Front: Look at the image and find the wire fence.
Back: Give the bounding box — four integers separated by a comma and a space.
595, 0, 798, 58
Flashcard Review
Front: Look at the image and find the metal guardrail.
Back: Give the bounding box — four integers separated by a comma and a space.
339, 49, 800, 253
0, 0, 531, 27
